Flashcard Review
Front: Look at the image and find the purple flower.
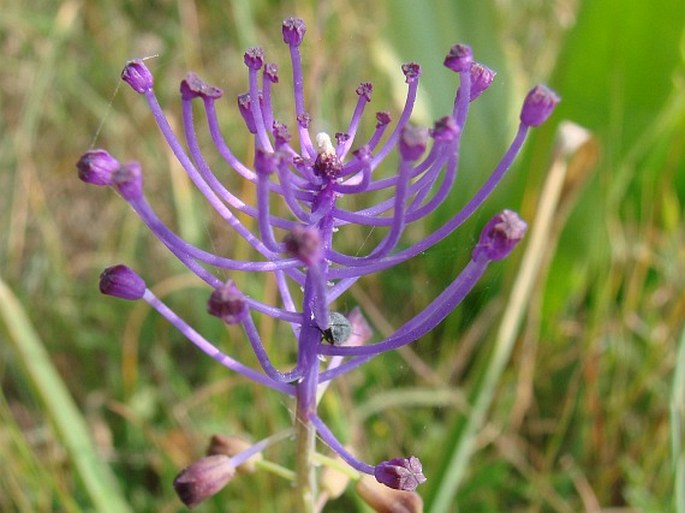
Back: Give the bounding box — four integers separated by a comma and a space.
99, 265, 146, 300
469, 62, 496, 101
78, 15, 558, 506
120, 59, 154, 93
173, 455, 236, 508
472, 209, 528, 262
443, 43, 474, 73
520, 84, 561, 127
76, 149, 119, 186
207, 280, 248, 325
374, 456, 427, 492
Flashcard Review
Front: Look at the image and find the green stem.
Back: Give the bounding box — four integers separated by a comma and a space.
294, 403, 317, 513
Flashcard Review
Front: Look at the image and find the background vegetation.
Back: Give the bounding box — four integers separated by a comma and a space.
1, 0, 684, 511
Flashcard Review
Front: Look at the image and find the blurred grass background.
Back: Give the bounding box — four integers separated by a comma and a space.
1, 0, 684, 511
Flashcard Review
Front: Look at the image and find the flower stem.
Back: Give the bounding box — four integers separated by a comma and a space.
293, 269, 324, 512
294, 403, 317, 513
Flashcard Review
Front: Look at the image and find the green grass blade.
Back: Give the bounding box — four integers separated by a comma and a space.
427, 123, 586, 512
672, 325, 685, 513
0, 276, 131, 513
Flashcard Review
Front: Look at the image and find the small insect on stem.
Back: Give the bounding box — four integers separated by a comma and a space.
319, 312, 352, 346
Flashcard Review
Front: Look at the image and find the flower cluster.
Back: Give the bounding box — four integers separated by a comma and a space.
78, 16, 558, 510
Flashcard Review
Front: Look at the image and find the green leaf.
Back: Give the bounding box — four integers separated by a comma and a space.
0, 276, 131, 513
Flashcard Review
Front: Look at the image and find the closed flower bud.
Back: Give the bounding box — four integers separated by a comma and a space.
237, 93, 257, 133
356, 82, 373, 102
264, 62, 279, 83
399, 126, 429, 161
431, 116, 459, 142
76, 149, 119, 186
520, 84, 560, 127
374, 456, 427, 492
282, 17, 306, 46
283, 225, 322, 265
121, 59, 154, 93
401, 63, 421, 84
297, 112, 311, 128
472, 209, 527, 262
99, 265, 146, 300
376, 111, 392, 127
443, 43, 473, 73
272, 120, 291, 146
173, 455, 236, 509
313, 151, 343, 179
207, 280, 248, 325
469, 62, 496, 101
244, 47, 265, 70
356, 474, 424, 513
180, 73, 223, 101
254, 149, 280, 175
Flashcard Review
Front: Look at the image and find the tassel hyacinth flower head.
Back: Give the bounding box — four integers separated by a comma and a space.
78, 15, 558, 510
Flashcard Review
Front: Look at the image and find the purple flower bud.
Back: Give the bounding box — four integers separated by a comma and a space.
443, 43, 473, 73
297, 112, 311, 129
472, 209, 527, 262
112, 161, 143, 201
401, 63, 421, 84
120, 59, 153, 93
76, 149, 120, 186
272, 120, 291, 146
399, 125, 429, 161
374, 456, 427, 492
254, 149, 281, 175
375, 111, 391, 127
208, 280, 248, 325
99, 265, 146, 300
180, 73, 223, 101
264, 62, 279, 83
282, 17, 307, 46
283, 225, 322, 265
173, 455, 236, 509
431, 116, 459, 142
356, 82, 373, 102
469, 62, 496, 101
244, 47, 264, 70
313, 152, 343, 179
520, 84, 560, 127
237, 93, 257, 133
335, 132, 350, 145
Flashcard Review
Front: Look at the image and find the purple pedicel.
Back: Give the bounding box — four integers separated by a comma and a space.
78, 16, 558, 504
